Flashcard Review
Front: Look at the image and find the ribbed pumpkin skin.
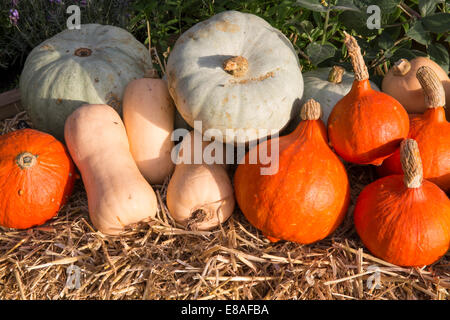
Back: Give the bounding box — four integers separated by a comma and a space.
167, 11, 303, 144
234, 118, 350, 244
0, 129, 76, 229
328, 80, 410, 165
354, 176, 450, 267
377, 108, 450, 192
20, 24, 152, 141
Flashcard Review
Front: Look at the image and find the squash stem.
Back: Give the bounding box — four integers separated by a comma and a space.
416, 66, 446, 109
400, 139, 423, 189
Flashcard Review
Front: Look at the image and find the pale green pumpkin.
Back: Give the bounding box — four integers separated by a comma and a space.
167, 11, 304, 144
20, 24, 152, 141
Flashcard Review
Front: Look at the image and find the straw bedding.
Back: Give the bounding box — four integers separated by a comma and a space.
0, 111, 449, 300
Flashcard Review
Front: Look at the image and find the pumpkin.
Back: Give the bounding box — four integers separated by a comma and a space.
234, 99, 350, 244
64, 104, 158, 235
327, 33, 409, 165
20, 24, 152, 141
166, 131, 234, 230
377, 66, 450, 192
299, 66, 380, 124
382, 57, 450, 118
123, 67, 175, 185
0, 129, 75, 229
354, 139, 450, 267
166, 10, 303, 144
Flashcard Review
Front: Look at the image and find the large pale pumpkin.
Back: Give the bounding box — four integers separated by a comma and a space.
20, 24, 152, 141
166, 11, 304, 144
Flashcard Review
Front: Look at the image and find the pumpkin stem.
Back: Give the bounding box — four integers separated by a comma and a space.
343, 32, 369, 81
416, 66, 445, 109
301, 99, 322, 121
327, 66, 345, 84
144, 19, 159, 79
223, 56, 249, 77
400, 139, 423, 189
16, 152, 37, 170
393, 59, 411, 76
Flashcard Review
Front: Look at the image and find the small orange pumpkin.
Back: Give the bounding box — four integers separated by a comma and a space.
354, 139, 450, 267
327, 33, 409, 165
234, 99, 350, 244
0, 129, 76, 229
377, 66, 450, 192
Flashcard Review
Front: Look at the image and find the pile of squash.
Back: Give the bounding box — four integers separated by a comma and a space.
1, 11, 449, 268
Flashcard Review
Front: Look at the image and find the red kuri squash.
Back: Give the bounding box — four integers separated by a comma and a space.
327, 33, 409, 165
354, 139, 450, 267
377, 66, 450, 192
234, 99, 350, 244
0, 129, 76, 229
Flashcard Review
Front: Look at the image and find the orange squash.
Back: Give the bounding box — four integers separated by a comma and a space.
377, 66, 450, 192
327, 33, 409, 165
354, 139, 450, 267
0, 129, 76, 229
234, 99, 350, 244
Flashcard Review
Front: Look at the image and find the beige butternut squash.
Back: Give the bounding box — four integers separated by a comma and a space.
64, 104, 158, 235
167, 131, 234, 230
123, 75, 175, 185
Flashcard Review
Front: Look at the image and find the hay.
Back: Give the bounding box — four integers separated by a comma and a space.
0, 112, 449, 300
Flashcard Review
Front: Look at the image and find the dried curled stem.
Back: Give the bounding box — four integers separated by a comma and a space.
343, 32, 369, 81
400, 139, 423, 189
223, 56, 249, 77
416, 66, 446, 109
301, 99, 322, 121
392, 59, 411, 76
327, 66, 345, 84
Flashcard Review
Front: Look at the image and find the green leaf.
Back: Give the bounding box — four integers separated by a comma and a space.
306, 42, 336, 65
339, 0, 402, 36
421, 13, 450, 33
418, 0, 441, 17
294, 0, 327, 12
378, 32, 394, 50
298, 20, 314, 35
406, 21, 431, 45
391, 48, 427, 63
331, 0, 361, 12
428, 43, 449, 73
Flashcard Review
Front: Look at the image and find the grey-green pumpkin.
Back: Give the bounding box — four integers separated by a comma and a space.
20, 24, 152, 141
166, 11, 304, 144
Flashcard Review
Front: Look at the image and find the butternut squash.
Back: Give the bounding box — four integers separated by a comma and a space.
64, 104, 158, 235
166, 131, 234, 230
123, 74, 175, 185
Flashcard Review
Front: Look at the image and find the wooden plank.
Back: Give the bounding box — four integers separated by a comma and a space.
0, 89, 23, 120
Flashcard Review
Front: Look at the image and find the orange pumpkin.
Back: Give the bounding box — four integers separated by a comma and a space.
0, 129, 76, 229
234, 99, 350, 244
327, 33, 409, 165
354, 139, 450, 267
377, 66, 450, 192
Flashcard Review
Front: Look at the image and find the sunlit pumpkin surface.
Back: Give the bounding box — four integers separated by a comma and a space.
354, 175, 450, 267
0, 129, 75, 229
235, 106, 350, 244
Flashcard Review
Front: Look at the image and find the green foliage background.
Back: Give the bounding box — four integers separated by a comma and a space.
1, 0, 449, 92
